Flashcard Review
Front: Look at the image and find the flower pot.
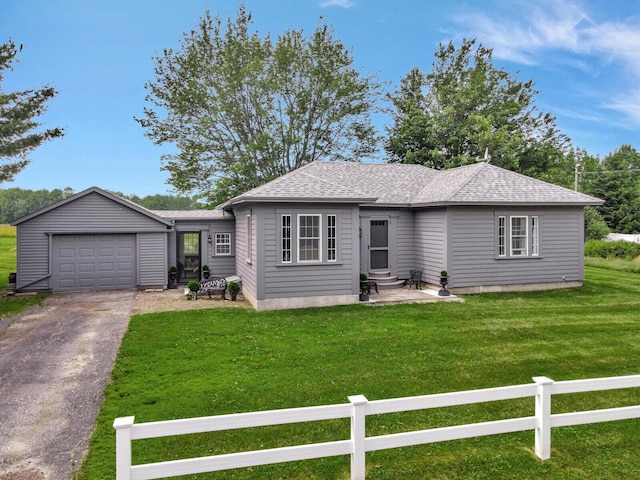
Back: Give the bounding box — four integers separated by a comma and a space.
203, 270, 210, 279
438, 276, 450, 296
230, 293, 237, 301
168, 272, 177, 289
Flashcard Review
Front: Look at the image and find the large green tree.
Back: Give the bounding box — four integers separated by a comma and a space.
0, 187, 73, 223
137, 6, 382, 205
385, 38, 569, 176
0, 39, 64, 182
584, 145, 640, 234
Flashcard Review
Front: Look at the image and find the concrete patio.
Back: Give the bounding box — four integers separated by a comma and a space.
362, 285, 464, 306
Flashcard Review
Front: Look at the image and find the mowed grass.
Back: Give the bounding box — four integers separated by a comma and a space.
79, 265, 640, 479
0, 224, 45, 319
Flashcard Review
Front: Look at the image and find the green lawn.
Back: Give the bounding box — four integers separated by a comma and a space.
79, 265, 640, 479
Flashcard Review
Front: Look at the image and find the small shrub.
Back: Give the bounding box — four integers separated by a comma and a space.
227, 281, 241, 295
187, 280, 200, 292
360, 273, 368, 281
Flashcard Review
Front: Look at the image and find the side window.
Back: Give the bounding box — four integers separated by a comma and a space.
214, 233, 232, 255
327, 214, 337, 262
281, 214, 292, 263
498, 216, 506, 257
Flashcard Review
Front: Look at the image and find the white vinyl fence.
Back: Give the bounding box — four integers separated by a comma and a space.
114, 374, 640, 480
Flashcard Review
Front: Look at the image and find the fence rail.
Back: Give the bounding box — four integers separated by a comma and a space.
114, 374, 640, 480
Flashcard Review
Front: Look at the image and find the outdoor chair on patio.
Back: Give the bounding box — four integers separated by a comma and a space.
408, 269, 423, 290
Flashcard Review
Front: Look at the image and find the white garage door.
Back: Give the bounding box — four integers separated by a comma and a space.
53, 234, 136, 291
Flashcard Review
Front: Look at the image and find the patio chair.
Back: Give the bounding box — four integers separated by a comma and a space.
408, 269, 423, 290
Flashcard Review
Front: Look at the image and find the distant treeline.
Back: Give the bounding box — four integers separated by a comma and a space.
0, 187, 203, 224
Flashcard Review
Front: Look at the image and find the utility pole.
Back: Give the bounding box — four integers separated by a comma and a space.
574, 163, 581, 191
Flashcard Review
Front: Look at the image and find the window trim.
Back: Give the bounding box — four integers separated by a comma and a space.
281, 214, 292, 264
495, 212, 542, 259
327, 214, 337, 262
498, 216, 506, 257
277, 212, 340, 266
297, 214, 322, 263
214, 232, 232, 256
510, 216, 528, 257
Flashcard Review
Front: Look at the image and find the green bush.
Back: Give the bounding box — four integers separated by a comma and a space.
186, 280, 200, 292
584, 239, 640, 259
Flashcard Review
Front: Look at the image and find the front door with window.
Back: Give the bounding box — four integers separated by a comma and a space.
177, 232, 200, 282
369, 220, 389, 270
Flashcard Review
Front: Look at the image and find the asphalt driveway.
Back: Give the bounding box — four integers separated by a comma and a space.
0, 291, 135, 480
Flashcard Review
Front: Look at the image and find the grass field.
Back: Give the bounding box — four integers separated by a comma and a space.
78, 265, 640, 479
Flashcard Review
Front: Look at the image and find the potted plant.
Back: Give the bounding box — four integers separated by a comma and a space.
186, 280, 200, 300
359, 273, 369, 301
438, 270, 450, 297
227, 281, 241, 301
202, 264, 210, 279
168, 266, 178, 289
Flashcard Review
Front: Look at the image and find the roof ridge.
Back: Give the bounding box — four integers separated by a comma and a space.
441, 162, 488, 200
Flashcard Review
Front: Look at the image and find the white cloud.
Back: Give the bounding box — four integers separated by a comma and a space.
605, 89, 640, 128
319, 0, 355, 8
452, 0, 640, 127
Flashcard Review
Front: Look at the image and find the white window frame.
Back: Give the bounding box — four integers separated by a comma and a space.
327, 214, 337, 262
510, 216, 528, 257
214, 232, 232, 256
531, 216, 539, 256
297, 214, 322, 263
498, 216, 506, 257
281, 214, 292, 264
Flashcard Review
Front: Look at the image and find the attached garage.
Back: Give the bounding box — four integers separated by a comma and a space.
52, 234, 136, 291
12, 187, 173, 293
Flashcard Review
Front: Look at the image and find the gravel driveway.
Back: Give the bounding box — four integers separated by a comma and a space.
0, 291, 135, 480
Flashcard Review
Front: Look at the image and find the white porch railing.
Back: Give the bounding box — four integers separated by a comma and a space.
114, 374, 640, 480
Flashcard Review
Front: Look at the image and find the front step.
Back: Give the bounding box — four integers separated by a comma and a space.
368, 272, 405, 290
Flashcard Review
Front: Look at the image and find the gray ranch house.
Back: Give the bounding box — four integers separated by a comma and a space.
12, 161, 602, 310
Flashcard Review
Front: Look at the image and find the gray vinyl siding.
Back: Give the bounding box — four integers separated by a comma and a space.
209, 219, 236, 277
16, 192, 167, 291
260, 204, 358, 299
138, 233, 168, 287
234, 205, 257, 300
414, 208, 447, 284
396, 209, 416, 279
448, 206, 585, 288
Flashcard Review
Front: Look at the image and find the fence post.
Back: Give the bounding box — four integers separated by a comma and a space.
113, 416, 135, 480
533, 376, 553, 460
349, 395, 368, 480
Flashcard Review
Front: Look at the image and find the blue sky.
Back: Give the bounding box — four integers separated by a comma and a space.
2, 0, 639, 196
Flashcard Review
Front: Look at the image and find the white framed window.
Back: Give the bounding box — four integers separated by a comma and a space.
281, 215, 292, 263
510, 216, 528, 256
497, 213, 541, 258
531, 216, 539, 256
498, 216, 506, 257
298, 214, 321, 262
327, 214, 337, 262
215, 233, 232, 255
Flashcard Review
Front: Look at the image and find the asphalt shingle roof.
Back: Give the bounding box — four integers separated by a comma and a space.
226, 161, 602, 207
